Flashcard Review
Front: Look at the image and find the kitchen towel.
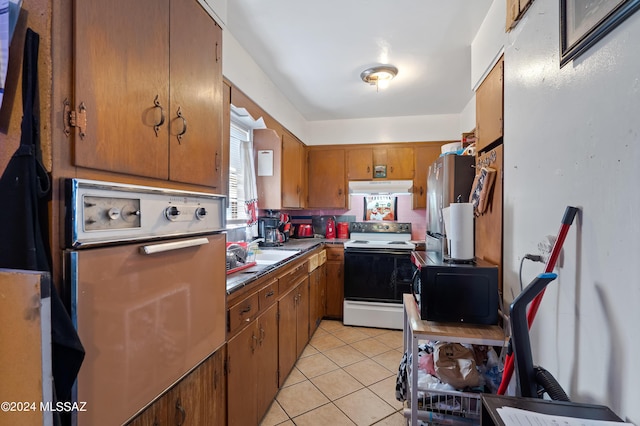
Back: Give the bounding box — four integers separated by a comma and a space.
447, 202, 474, 260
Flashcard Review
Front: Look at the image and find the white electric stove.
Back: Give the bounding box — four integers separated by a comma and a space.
343, 222, 415, 330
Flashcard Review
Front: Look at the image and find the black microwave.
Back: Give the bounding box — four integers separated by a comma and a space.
411, 251, 499, 325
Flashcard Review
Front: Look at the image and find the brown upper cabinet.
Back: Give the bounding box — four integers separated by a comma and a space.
378, 147, 414, 179
307, 148, 347, 208
281, 132, 306, 209
507, 0, 534, 31
254, 129, 306, 210
475, 55, 504, 153
72, 0, 223, 188
347, 148, 373, 180
346, 147, 414, 180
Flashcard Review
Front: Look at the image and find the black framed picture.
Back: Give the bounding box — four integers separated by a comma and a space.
560, 0, 640, 67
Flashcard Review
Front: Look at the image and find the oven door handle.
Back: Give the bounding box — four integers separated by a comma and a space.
139, 237, 209, 255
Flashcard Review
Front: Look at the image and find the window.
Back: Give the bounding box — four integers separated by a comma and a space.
227, 121, 251, 222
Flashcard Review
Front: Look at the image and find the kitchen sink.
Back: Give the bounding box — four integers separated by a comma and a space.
254, 249, 300, 265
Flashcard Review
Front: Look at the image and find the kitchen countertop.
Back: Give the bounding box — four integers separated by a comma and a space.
226, 238, 348, 295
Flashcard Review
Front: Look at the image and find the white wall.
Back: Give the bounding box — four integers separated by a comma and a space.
487, 0, 639, 421
223, 32, 468, 144
304, 114, 462, 145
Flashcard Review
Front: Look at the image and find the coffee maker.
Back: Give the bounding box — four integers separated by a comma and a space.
258, 217, 280, 246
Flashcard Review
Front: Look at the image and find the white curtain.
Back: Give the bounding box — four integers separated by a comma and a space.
241, 139, 259, 239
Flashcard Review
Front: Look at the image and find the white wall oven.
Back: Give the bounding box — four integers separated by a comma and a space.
63, 179, 226, 425
343, 222, 414, 330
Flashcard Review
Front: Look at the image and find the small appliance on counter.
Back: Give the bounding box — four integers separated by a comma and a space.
411, 251, 499, 325
325, 217, 336, 239
258, 216, 282, 246
311, 215, 335, 237
293, 223, 314, 238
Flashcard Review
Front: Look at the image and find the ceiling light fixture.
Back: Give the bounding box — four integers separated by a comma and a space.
360, 65, 398, 91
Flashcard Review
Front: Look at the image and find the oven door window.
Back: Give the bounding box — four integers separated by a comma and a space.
344, 248, 414, 303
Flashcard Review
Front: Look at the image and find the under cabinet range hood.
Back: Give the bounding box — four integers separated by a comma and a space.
348, 180, 413, 195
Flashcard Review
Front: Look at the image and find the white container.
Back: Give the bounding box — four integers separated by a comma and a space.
441, 141, 462, 154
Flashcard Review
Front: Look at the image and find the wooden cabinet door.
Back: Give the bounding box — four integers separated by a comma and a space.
169, 0, 223, 187
475, 144, 503, 294
476, 56, 504, 152
126, 396, 165, 426
347, 148, 373, 180
256, 305, 279, 421
282, 132, 304, 208
413, 144, 445, 209
319, 264, 327, 320
227, 323, 258, 426
74, 0, 170, 179
386, 147, 414, 179
325, 247, 344, 319
307, 149, 346, 208
163, 349, 224, 426
278, 286, 298, 385
296, 277, 310, 358
254, 128, 283, 210
309, 268, 324, 335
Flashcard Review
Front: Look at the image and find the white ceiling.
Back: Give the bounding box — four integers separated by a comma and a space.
225, 0, 493, 122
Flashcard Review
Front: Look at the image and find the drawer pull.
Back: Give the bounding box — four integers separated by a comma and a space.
240, 304, 252, 314
265, 290, 274, 298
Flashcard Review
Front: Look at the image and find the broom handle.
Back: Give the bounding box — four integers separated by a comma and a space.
497, 206, 578, 395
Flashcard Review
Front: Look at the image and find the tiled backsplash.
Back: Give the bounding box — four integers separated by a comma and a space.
266, 194, 426, 240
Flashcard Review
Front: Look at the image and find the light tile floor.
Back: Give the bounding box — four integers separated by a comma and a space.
260, 320, 406, 426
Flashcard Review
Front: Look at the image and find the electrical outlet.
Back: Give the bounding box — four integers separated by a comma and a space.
537, 234, 563, 267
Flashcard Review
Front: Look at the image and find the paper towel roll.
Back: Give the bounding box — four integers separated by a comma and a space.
448, 203, 474, 260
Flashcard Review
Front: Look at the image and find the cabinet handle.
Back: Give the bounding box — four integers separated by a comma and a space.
215, 151, 220, 171
175, 399, 186, 426
251, 333, 258, 354
152, 95, 165, 137
176, 106, 187, 143
338, 188, 343, 196
140, 237, 208, 255
265, 290, 274, 298
215, 41, 220, 63
390, 166, 394, 173
240, 304, 252, 314
259, 327, 265, 345
367, 166, 370, 173
420, 186, 424, 196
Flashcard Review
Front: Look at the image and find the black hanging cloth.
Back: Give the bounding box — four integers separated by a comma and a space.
0, 28, 84, 408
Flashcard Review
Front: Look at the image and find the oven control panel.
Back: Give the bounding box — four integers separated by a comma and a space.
349, 222, 412, 234
65, 179, 226, 248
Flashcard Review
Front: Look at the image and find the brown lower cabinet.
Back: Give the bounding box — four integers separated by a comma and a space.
325, 245, 344, 319
278, 275, 310, 385
227, 303, 278, 425
309, 263, 327, 335
127, 346, 226, 426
